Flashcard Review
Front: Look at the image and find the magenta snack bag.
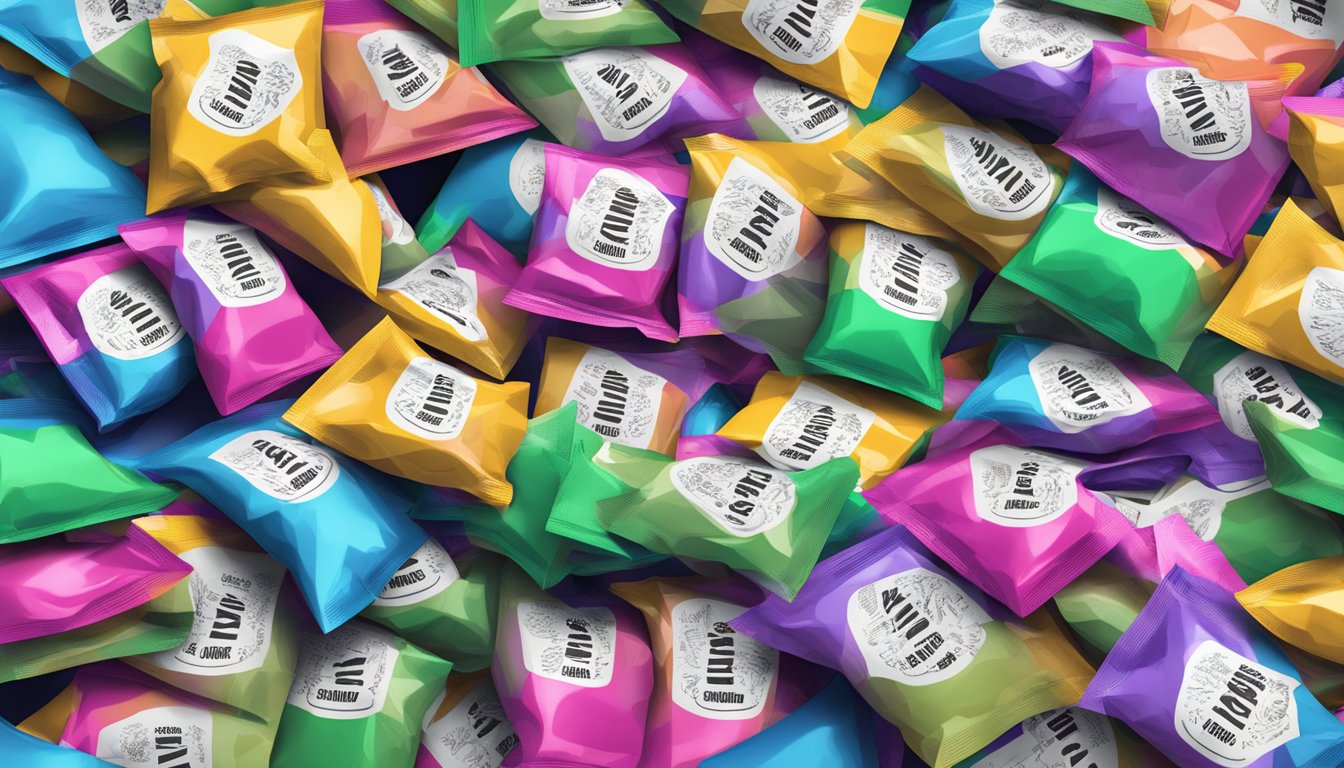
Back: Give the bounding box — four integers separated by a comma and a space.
118, 210, 343, 416
1079, 567, 1344, 768
504, 145, 688, 342
865, 435, 1131, 616
1106, 512, 1247, 594
1055, 42, 1293, 257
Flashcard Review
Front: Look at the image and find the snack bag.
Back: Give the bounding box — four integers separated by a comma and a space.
1286, 96, 1344, 226
678, 134, 829, 374
654, 0, 911, 109
489, 43, 738, 155
493, 570, 655, 768
844, 86, 1067, 269
126, 514, 298, 723
1079, 567, 1344, 768
954, 337, 1221, 454
283, 316, 529, 505
457, 0, 677, 66
0, 70, 147, 271
118, 210, 342, 415
1056, 43, 1294, 257
865, 436, 1131, 616
1051, 559, 1156, 661
136, 399, 425, 632
1237, 556, 1344, 667
0, 39, 138, 130
909, 0, 1127, 133
385, 0, 456, 47
717, 372, 947, 488
1244, 395, 1344, 514
2, 244, 196, 431
731, 526, 1096, 768
1046, 0, 1158, 24
416, 672, 520, 768
146, 1, 330, 212
321, 0, 535, 176
803, 221, 979, 408
950, 707, 1177, 768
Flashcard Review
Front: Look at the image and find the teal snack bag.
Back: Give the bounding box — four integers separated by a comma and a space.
457, 0, 678, 66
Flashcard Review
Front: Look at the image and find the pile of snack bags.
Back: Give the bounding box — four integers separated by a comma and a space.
15, 0, 1344, 766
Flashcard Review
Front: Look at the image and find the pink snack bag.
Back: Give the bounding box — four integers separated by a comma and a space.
1107, 511, 1248, 593
118, 210, 343, 416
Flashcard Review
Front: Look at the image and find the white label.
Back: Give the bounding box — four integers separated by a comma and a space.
970, 707, 1119, 768
704, 157, 805, 281
942, 125, 1054, 220
751, 76, 851, 143
1212, 351, 1321, 440
508, 139, 547, 215
368, 183, 417, 245
421, 678, 519, 768
560, 347, 666, 450
148, 546, 284, 676
742, 0, 862, 64
969, 445, 1081, 527
1237, 0, 1344, 42
760, 380, 876, 470
857, 224, 962, 321
1026, 343, 1152, 433
380, 251, 488, 343
372, 538, 459, 607
668, 456, 797, 537
187, 29, 302, 137
288, 624, 401, 720
516, 600, 617, 688
540, 0, 626, 20
562, 48, 687, 143
77, 0, 165, 55
385, 357, 478, 441
979, 0, 1122, 70
77, 265, 185, 361
357, 29, 450, 111
669, 599, 778, 720
1093, 187, 1188, 250
846, 568, 990, 686
564, 167, 674, 271
95, 706, 213, 768
1144, 68, 1253, 161
207, 429, 340, 503
1175, 640, 1300, 767
182, 217, 287, 308
1118, 476, 1267, 539
1298, 266, 1344, 370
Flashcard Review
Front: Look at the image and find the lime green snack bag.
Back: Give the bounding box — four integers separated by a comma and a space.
1048, 0, 1158, 25
385, 0, 457, 46
0, 399, 178, 545
271, 620, 453, 768
1052, 560, 1154, 665
456, 0, 677, 67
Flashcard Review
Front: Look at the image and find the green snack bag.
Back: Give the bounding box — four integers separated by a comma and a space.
0, 399, 178, 545
457, 0, 677, 67
271, 621, 453, 768
1052, 560, 1153, 664
1001, 168, 1239, 368
384, 0, 457, 47
1248, 399, 1344, 517
803, 221, 978, 409
968, 277, 1133, 356
1048, 0, 1157, 25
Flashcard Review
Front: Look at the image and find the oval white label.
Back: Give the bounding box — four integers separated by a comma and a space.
207, 429, 340, 503
742, 0, 863, 64
1298, 265, 1344, 370
704, 157, 805, 281
182, 216, 287, 308
564, 167, 674, 271
942, 124, 1054, 220
539, 0, 627, 19
77, 265, 185, 361
516, 600, 617, 688
1026, 343, 1152, 433
77, 0, 166, 55
368, 183, 417, 246
968, 445, 1081, 527
288, 624, 401, 720
857, 224, 963, 321
1093, 186, 1188, 250
1144, 67, 1253, 161
1236, 0, 1344, 43
380, 251, 489, 343
421, 677, 519, 768
372, 538, 460, 607
560, 347, 666, 450
508, 139, 547, 215
1212, 351, 1321, 439
970, 707, 1119, 768
385, 357, 478, 441
357, 28, 451, 112
760, 379, 876, 470
1174, 640, 1300, 767
668, 456, 797, 537
562, 48, 687, 143
187, 29, 302, 137
752, 76, 851, 143
95, 706, 213, 768
979, 0, 1122, 70
670, 598, 778, 720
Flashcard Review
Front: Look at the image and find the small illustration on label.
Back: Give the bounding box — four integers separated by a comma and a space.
95, 706, 213, 768
1175, 640, 1300, 767
77, 265, 185, 361
979, 0, 1122, 70
422, 677, 519, 768
1119, 476, 1266, 540
357, 29, 451, 111
760, 380, 876, 470
1298, 266, 1344, 369
368, 183, 417, 245
564, 167, 674, 271
942, 124, 1054, 220
742, 0, 863, 64
509, 139, 547, 215
187, 29, 302, 137
670, 599, 778, 720
669, 456, 797, 536
1145, 67, 1253, 161
182, 217, 287, 307
288, 624, 401, 719
380, 251, 488, 342
1212, 351, 1321, 439
386, 357, 478, 441
1027, 343, 1152, 433
970, 707, 1119, 768
562, 48, 687, 142
752, 76, 851, 143
517, 600, 617, 688
373, 538, 460, 607
969, 445, 1081, 527
77, 0, 166, 55
208, 429, 340, 503
540, 0, 627, 20
847, 567, 990, 686
1093, 187, 1188, 250
705, 157, 805, 281
560, 348, 665, 450
1236, 0, 1344, 43
857, 224, 963, 320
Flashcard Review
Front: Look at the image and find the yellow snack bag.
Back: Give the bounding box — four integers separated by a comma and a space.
1207, 199, 1344, 386
284, 316, 529, 506
843, 85, 1068, 270
716, 372, 947, 489
1237, 555, 1344, 665
147, 1, 330, 213
1286, 99, 1344, 230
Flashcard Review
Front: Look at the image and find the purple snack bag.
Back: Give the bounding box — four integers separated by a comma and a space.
118, 210, 343, 416
1080, 567, 1344, 768
1097, 423, 1268, 489
505, 145, 688, 342
1056, 42, 1293, 257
